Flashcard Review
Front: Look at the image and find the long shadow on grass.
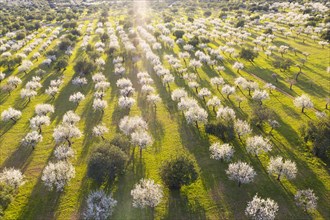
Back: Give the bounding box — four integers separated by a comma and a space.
1, 143, 34, 172
78, 95, 103, 161
137, 94, 165, 153
17, 178, 62, 220
164, 190, 206, 220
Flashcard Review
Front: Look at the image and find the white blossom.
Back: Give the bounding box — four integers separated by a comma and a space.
216, 106, 236, 122
268, 156, 297, 180
0, 168, 24, 189
54, 144, 75, 160
53, 124, 82, 146
41, 161, 75, 191
1, 107, 22, 122
118, 96, 135, 109
92, 124, 109, 139
93, 99, 108, 111
131, 179, 163, 209
119, 116, 147, 136
29, 115, 50, 132
246, 136, 272, 156
295, 189, 318, 212
221, 85, 236, 98
245, 194, 279, 220
234, 119, 252, 139
184, 106, 208, 127
171, 88, 187, 101
226, 161, 256, 187
69, 92, 85, 105
84, 190, 117, 220
210, 143, 234, 162
63, 111, 80, 125
293, 94, 314, 113
35, 104, 54, 116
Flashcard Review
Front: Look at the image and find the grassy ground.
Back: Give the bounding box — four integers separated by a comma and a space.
1, 7, 329, 220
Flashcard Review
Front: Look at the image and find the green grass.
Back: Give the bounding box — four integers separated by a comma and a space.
1, 6, 329, 220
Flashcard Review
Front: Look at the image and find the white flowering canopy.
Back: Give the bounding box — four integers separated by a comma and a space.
131, 178, 163, 209
245, 194, 279, 220
226, 161, 256, 186
41, 161, 75, 191
84, 190, 117, 220
0, 168, 24, 189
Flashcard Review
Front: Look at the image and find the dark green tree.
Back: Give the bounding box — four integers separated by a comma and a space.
160, 155, 198, 190
87, 143, 128, 184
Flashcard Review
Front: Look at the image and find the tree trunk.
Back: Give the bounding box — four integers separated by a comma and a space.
140, 148, 142, 159
296, 72, 301, 81
10, 118, 17, 123
195, 121, 199, 129
277, 173, 281, 181
67, 139, 72, 147
302, 107, 305, 113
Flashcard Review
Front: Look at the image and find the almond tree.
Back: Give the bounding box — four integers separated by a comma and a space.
184, 106, 208, 129
1, 107, 22, 123
63, 111, 80, 125
41, 161, 75, 191
246, 135, 272, 157
206, 96, 221, 112
216, 106, 236, 123
131, 178, 163, 215
131, 129, 153, 158
119, 116, 148, 136
69, 92, 86, 105
245, 194, 279, 220
7, 76, 22, 88
92, 124, 109, 140
53, 124, 82, 147
0, 168, 24, 189
198, 88, 211, 102
54, 145, 75, 161
221, 85, 236, 99
233, 62, 244, 73
93, 98, 108, 112
35, 104, 55, 116
20, 89, 37, 103
118, 96, 135, 110
293, 94, 314, 113
84, 190, 117, 220
234, 119, 252, 140
226, 161, 256, 187
267, 156, 297, 181
252, 90, 269, 105
209, 143, 234, 162
295, 189, 318, 212
147, 94, 161, 109
210, 77, 225, 90
30, 115, 50, 133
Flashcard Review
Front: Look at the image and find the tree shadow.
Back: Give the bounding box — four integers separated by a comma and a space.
1, 143, 34, 172
164, 190, 207, 220
17, 178, 62, 220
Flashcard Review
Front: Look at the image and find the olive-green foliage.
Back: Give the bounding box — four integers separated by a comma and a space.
0, 183, 15, 217
160, 155, 198, 190
239, 48, 259, 62
87, 143, 128, 184
301, 118, 330, 158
